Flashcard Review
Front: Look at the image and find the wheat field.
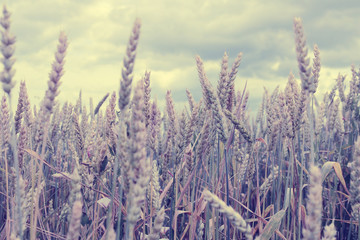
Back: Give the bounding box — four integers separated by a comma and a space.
0, 4, 359, 240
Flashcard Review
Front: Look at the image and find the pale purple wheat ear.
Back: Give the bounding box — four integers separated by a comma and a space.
119, 18, 141, 111
195, 55, 227, 142
1, 95, 10, 145
166, 90, 177, 144
143, 71, 151, 127
147, 99, 161, 154
186, 88, 195, 112
217, 52, 229, 109
203, 189, 253, 240
293, 17, 312, 92
34, 32, 67, 146
310, 44, 320, 94
126, 81, 151, 239
226, 52, 242, 111
349, 137, 360, 221
0, 5, 16, 95
302, 165, 322, 240
44, 31, 68, 114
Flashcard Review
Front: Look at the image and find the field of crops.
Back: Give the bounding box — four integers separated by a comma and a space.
0, 4, 359, 240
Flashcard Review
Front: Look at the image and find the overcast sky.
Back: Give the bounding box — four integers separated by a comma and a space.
3, 0, 360, 115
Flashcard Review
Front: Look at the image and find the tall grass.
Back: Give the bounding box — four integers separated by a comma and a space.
0, 4, 360, 240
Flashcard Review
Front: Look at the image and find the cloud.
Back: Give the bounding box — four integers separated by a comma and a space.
1, 0, 359, 115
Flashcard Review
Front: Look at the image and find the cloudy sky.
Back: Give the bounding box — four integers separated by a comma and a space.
3, 0, 360, 115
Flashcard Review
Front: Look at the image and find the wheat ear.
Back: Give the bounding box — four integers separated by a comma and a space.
0, 5, 16, 95
126, 81, 151, 239
322, 222, 336, 240
349, 137, 360, 221
119, 18, 141, 111
203, 189, 253, 240
310, 44, 320, 94
66, 200, 82, 240
293, 17, 312, 91
44, 31, 68, 114
226, 52, 242, 111
148, 207, 166, 240
217, 52, 229, 109
302, 165, 322, 240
